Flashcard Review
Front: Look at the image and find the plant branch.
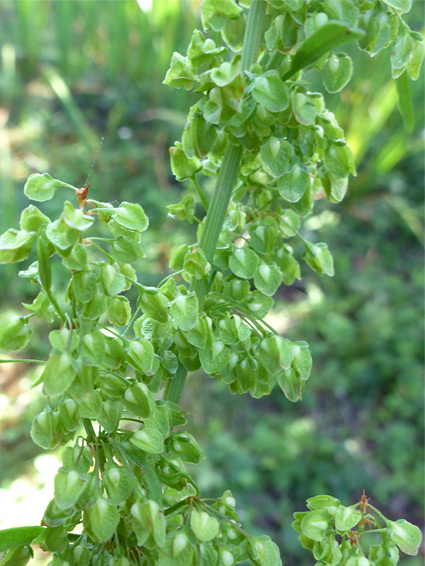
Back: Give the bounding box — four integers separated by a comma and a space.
164, 0, 266, 405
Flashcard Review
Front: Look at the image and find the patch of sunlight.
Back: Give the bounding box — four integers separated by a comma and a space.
136, 0, 153, 12
0, 454, 60, 529
344, 438, 363, 457
287, 417, 315, 438
306, 283, 324, 306
284, 418, 315, 458
264, 309, 291, 334
304, 210, 340, 231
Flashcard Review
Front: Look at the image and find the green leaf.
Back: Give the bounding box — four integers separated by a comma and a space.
190, 510, 220, 542
387, 519, 423, 556
131, 424, 165, 454
70, 269, 98, 303
169, 293, 199, 331
249, 224, 277, 255
406, 37, 425, 81
131, 500, 166, 548
87, 498, 120, 543
278, 164, 311, 203
23, 293, 56, 324
20, 205, 50, 232
158, 533, 194, 566
170, 430, 202, 463
170, 145, 202, 181
280, 210, 300, 238
62, 201, 94, 231
322, 53, 353, 93
103, 464, 137, 505
42, 353, 76, 396
123, 382, 156, 418
346, 558, 371, 566
24, 173, 61, 202
113, 202, 148, 232
79, 390, 102, 418
322, 171, 348, 203
275, 246, 300, 285
390, 29, 417, 78
199, 340, 230, 374
382, 0, 412, 13
46, 219, 79, 251
143, 462, 163, 506
202, 87, 223, 124
324, 141, 356, 178
81, 331, 105, 365
183, 249, 211, 280
292, 341, 313, 381
292, 92, 317, 126
218, 313, 250, 345
334, 505, 362, 532
0, 316, 31, 354
127, 338, 155, 374
167, 195, 195, 223
138, 287, 169, 323
110, 236, 143, 263
98, 400, 123, 433
199, 544, 219, 566
186, 315, 214, 350
107, 296, 131, 326
187, 30, 226, 67
54, 469, 87, 510
229, 247, 260, 279
253, 262, 282, 296
0, 527, 44, 552
306, 495, 340, 515
100, 263, 126, 296
282, 22, 365, 81
259, 137, 294, 178
37, 234, 52, 291
163, 52, 196, 90
169, 244, 190, 270
248, 536, 282, 566
0, 544, 33, 566
259, 335, 293, 375
0, 229, 35, 264
201, 0, 242, 32
278, 366, 305, 402
324, 0, 359, 27
30, 411, 55, 449
62, 243, 88, 271
252, 72, 290, 113
57, 398, 79, 433
244, 291, 274, 319
211, 61, 239, 87
300, 510, 329, 542
303, 242, 334, 276
396, 72, 414, 132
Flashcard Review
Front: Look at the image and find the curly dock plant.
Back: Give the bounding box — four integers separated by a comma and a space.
0, 1, 423, 565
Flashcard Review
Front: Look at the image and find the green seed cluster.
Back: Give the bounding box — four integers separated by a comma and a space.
293, 495, 422, 565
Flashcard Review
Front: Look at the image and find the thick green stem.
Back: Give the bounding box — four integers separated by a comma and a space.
241, 0, 267, 73
164, 0, 266, 405
162, 363, 187, 406
83, 418, 97, 444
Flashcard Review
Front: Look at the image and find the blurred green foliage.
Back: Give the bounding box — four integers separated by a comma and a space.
0, 1, 423, 565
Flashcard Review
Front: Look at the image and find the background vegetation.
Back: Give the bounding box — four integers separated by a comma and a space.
0, 1, 423, 565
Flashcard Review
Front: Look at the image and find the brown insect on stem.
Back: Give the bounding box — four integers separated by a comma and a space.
75, 182, 90, 209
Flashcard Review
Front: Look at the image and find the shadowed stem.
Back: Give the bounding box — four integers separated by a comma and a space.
164, 0, 266, 405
